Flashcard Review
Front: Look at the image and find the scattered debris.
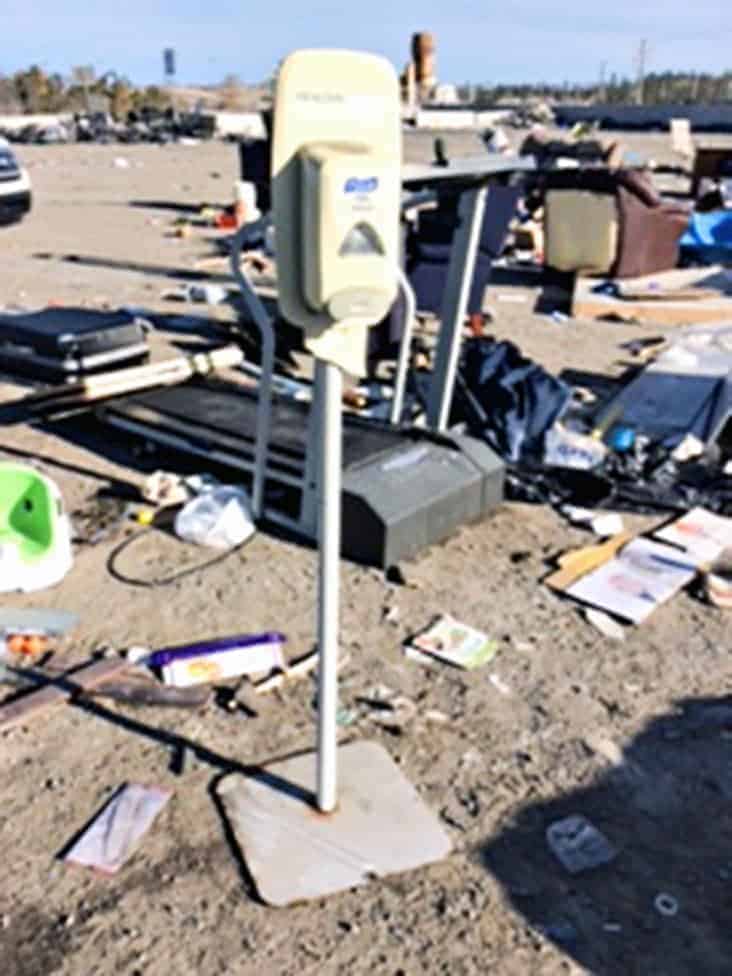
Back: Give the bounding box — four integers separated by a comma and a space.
546, 815, 617, 874
671, 433, 705, 463
336, 706, 359, 727
488, 673, 512, 696
85, 679, 212, 709
174, 485, 255, 549
655, 507, 732, 566
654, 893, 679, 917
253, 650, 317, 694
62, 783, 172, 875
583, 608, 626, 641
495, 292, 528, 304
423, 708, 450, 724
704, 549, 732, 608
573, 266, 732, 325
147, 632, 286, 688
543, 424, 607, 470
358, 686, 417, 733
0, 632, 52, 666
5, 344, 243, 420
0, 655, 133, 732
404, 615, 498, 670
603, 922, 623, 934
141, 471, 192, 508
562, 506, 624, 537
0, 609, 78, 636
164, 283, 230, 305
582, 732, 626, 768
0, 608, 77, 665
546, 531, 635, 592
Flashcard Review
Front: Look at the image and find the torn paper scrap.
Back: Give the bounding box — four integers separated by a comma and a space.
654, 507, 732, 566
63, 783, 172, 875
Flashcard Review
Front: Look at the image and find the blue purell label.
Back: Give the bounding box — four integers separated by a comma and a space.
344, 176, 379, 194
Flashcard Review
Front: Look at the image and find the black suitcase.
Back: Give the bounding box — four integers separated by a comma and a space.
0, 308, 150, 380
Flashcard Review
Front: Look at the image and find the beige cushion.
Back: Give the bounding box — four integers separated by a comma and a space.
544, 190, 618, 273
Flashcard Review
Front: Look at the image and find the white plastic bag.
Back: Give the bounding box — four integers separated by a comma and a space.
543, 425, 607, 470
174, 486, 255, 549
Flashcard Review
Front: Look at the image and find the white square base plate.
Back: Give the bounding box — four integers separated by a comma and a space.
217, 740, 452, 906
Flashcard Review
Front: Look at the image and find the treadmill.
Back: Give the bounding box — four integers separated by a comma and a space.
101, 155, 535, 567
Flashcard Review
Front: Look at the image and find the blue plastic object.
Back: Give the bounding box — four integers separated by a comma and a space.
680, 210, 732, 264
608, 425, 636, 453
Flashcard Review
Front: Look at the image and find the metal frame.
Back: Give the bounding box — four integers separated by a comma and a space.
425, 185, 488, 432
228, 225, 419, 535
402, 155, 535, 432
108, 157, 534, 535
229, 218, 276, 520
315, 358, 342, 811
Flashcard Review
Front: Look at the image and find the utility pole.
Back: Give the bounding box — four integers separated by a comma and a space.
635, 39, 648, 105
598, 60, 607, 102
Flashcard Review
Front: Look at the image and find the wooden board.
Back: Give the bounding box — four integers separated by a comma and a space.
573, 266, 732, 325
545, 531, 636, 592
0, 657, 132, 732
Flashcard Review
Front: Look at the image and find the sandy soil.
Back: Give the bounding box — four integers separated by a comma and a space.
0, 130, 731, 976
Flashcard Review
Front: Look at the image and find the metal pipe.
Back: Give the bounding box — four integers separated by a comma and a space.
315, 359, 342, 813
390, 267, 417, 425
229, 219, 276, 520
426, 185, 488, 432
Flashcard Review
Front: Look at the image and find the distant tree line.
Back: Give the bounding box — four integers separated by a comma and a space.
0, 65, 171, 117
461, 70, 732, 107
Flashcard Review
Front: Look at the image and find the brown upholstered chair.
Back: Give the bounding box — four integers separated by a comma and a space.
543, 168, 690, 279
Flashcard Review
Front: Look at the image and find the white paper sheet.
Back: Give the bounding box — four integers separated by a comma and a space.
654, 507, 732, 566
567, 537, 696, 624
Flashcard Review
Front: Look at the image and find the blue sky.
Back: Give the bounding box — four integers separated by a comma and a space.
4, 1, 729, 86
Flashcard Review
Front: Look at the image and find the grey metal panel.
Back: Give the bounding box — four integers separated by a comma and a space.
341, 437, 503, 567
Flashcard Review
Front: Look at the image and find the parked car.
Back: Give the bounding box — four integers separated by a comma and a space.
0, 137, 32, 225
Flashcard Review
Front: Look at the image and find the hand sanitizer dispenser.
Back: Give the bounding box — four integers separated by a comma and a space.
272, 49, 401, 375
300, 142, 398, 323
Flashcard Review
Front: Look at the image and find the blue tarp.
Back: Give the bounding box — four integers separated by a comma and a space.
459, 339, 572, 462
680, 210, 732, 264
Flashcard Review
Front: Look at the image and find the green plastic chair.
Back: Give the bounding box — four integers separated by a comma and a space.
0, 463, 72, 592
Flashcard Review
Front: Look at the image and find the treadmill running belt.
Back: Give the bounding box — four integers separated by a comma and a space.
108, 379, 409, 469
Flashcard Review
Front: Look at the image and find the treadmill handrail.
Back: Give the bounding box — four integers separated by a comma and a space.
402, 153, 535, 190
230, 219, 275, 520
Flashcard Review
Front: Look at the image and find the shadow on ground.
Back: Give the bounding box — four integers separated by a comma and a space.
480, 696, 732, 975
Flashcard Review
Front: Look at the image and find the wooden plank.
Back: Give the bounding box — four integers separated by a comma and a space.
85, 680, 212, 708
573, 267, 732, 325
11, 345, 245, 412
0, 657, 132, 732
545, 531, 635, 592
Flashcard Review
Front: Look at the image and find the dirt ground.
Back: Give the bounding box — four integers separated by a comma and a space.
1, 130, 732, 976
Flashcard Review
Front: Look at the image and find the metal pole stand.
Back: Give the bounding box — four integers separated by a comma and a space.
315, 358, 342, 812
216, 353, 451, 907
